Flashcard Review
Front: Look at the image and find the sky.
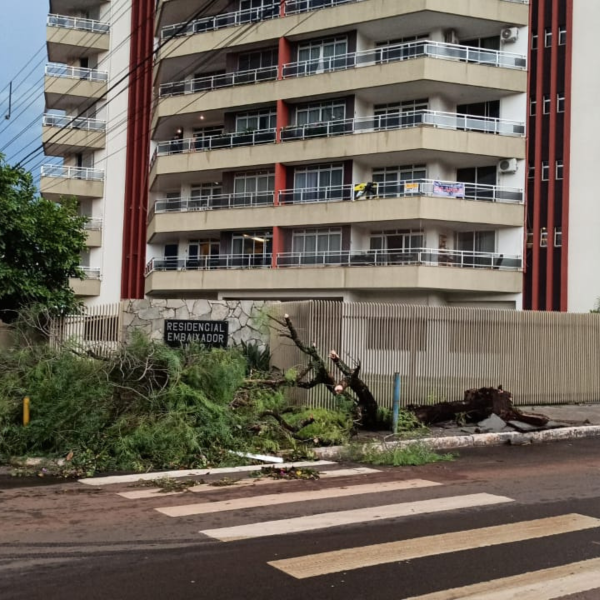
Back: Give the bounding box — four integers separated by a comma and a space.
0, 0, 54, 177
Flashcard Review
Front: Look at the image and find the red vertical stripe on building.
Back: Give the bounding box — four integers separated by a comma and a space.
561, 0, 573, 311
531, 0, 546, 310
121, 0, 154, 299
546, 0, 559, 309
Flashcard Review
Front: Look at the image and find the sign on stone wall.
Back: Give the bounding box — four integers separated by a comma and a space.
164, 319, 229, 348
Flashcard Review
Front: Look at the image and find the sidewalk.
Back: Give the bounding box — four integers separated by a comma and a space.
315, 404, 600, 459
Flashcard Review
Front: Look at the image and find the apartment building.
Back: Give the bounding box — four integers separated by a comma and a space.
525, 0, 600, 313
40, 0, 153, 304
40, 0, 530, 309
146, 0, 529, 308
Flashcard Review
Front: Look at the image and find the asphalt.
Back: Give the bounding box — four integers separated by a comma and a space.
2, 439, 600, 599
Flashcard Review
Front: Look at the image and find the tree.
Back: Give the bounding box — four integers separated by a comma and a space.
0, 158, 88, 321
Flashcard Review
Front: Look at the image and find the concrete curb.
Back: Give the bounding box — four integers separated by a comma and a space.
313, 426, 600, 459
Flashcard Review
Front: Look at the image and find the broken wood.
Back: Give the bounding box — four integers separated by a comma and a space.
408, 386, 549, 427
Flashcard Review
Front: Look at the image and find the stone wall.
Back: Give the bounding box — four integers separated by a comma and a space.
121, 299, 271, 347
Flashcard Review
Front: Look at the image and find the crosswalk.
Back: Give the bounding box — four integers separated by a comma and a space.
88, 463, 600, 598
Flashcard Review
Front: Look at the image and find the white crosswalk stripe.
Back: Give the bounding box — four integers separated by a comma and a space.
269, 514, 600, 579
117, 468, 381, 500
403, 557, 600, 600
157, 479, 443, 517
200, 493, 514, 541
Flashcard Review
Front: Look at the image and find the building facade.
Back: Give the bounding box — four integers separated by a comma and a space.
42, 0, 530, 309
525, 0, 600, 313
41, 0, 153, 305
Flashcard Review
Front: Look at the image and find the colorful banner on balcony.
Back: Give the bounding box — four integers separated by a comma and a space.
433, 181, 465, 198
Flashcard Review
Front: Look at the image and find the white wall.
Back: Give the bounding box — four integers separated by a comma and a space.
568, 1, 600, 312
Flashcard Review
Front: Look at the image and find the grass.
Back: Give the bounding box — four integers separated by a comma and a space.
345, 442, 456, 467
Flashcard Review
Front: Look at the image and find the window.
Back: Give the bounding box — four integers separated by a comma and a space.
292, 228, 342, 254
554, 227, 562, 247
238, 0, 279, 23
530, 99, 536, 116
297, 37, 348, 73
559, 25, 567, 46
293, 164, 344, 202
456, 231, 496, 254
544, 28, 552, 47
528, 164, 535, 180
543, 95, 551, 114
372, 165, 427, 197
295, 100, 346, 125
526, 231, 534, 248
190, 183, 222, 209
192, 126, 224, 150
540, 228, 548, 248
233, 171, 274, 206
557, 93, 565, 113
374, 99, 429, 129
370, 229, 424, 251
188, 239, 219, 260
375, 99, 429, 116
238, 48, 278, 71
541, 161, 550, 181
376, 35, 429, 62
531, 33, 538, 50
556, 160, 564, 180
235, 109, 277, 132
232, 231, 272, 256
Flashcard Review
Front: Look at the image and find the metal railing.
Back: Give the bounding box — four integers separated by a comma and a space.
45, 63, 108, 82
278, 180, 523, 204
154, 128, 276, 157
47, 14, 110, 34
83, 218, 103, 231
159, 65, 277, 98
41, 164, 105, 181
145, 254, 273, 275
285, 0, 365, 14
43, 114, 107, 131
282, 111, 525, 141
283, 39, 526, 78
80, 267, 102, 279
161, 3, 280, 39
277, 248, 522, 270
152, 192, 275, 216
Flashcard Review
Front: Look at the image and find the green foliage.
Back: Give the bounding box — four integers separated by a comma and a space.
345, 443, 455, 467
0, 336, 352, 475
0, 157, 88, 320
239, 341, 271, 375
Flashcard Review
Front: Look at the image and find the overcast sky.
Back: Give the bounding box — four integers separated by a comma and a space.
0, 1, 52, 174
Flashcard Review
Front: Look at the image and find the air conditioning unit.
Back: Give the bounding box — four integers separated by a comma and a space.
445, 30, 459, 45
501, 27, 519, 43
499, 158, 518, 174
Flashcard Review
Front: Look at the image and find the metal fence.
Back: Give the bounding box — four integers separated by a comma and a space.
270, 301, 600, 407
51, 303, 123, 355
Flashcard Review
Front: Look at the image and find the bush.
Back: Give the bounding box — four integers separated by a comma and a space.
345, 443, 455, 467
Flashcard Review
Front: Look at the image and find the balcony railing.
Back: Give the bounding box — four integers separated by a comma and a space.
161, 3, 280, 39
281, 111, 526, 141
47, 14, 110, 34
45, 63, 108, 82
277, 249, 522, 270
80, 267, 102, 279
145, 254, 273, 275
154, 128, 276, 158
279, 180, 523, 204
43, 114, 107, 131
145, 249, 522, 275
159, 66, 277, 98
152, 192, 275, 216
285, 0, 365, 15
83, 218, 103, 231
283, 40, 526, 78
41, 164, 105, 181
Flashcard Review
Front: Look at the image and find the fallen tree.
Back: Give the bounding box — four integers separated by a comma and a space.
268, 314, 379, 428
408, 386, 549, 427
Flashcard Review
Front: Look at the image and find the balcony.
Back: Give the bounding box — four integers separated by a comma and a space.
70, 267, 101, 297
156, 0, 529, 76
45, 64, 108, 110
47, 14, 110, 63
147, 180, 524, 241
84, 218, 103, 247
144, 250, 523, 296
40, 164, 105, 200
42, 114, 107, 156
150, 113, 525, 189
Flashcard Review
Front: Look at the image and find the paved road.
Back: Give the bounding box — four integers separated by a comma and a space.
2, 439, 600, 599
